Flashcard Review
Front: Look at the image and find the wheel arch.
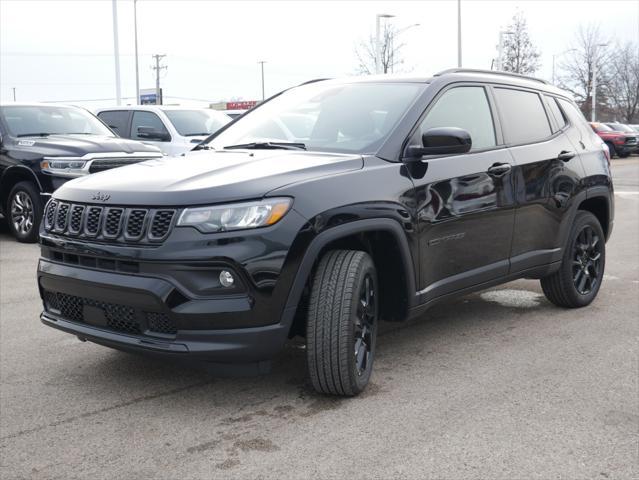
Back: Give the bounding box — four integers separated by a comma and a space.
283, 218, 417, 337
578, 193, 611, 240
0, 166, 43, 210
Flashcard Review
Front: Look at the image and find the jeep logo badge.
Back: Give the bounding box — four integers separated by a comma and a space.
92, 192, 111, 202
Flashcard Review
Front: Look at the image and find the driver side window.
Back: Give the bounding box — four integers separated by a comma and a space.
416, 86, 496, 151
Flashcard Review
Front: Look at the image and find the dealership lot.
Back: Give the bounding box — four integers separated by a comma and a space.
0, 160, 637, 479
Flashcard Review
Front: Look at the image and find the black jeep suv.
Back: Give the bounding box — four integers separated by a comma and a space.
0, 103, 163, 242
37, 70, 613, 396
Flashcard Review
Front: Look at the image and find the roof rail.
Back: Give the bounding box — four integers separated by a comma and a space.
434, 68, 549, 85
298, 78, 331, 86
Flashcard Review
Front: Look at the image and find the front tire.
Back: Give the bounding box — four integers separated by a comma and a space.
7, 181, 42, 243
306, 250, 378, 396
541, 211, 605, 308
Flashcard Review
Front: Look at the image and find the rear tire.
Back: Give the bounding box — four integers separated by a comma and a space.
306, 250, 378, 396
7, 181, 42, 243
605, 142, 616, 158
541, 211, 605, 308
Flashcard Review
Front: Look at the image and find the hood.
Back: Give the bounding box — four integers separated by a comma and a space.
53, 149, 364, 206
9, 134, 161, 157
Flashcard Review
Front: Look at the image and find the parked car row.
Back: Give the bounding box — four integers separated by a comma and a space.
589, 122, 639, 158
0, 103, 231, 242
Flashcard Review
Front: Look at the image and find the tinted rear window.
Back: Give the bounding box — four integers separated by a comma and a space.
98, 111, 129, 137
545, 96, 567, 132
494, 88, 551, 145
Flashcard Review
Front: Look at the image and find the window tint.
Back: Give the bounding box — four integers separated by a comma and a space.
98, 111, 129, 137
417, 86, 496, 150
545, 96, 567, 132
131, 111, 169, 140
494, 88, 551, 144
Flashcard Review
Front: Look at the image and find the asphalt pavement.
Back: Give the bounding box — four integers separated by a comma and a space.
0, 159, 637, 480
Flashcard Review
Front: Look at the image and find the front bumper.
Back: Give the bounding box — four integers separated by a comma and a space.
38, 259, 290, 363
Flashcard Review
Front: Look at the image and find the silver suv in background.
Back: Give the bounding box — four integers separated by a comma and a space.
95, 106, 231, 156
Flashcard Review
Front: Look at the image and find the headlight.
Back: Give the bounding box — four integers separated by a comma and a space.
41, 159, 87, 177
177, 198, 292, 233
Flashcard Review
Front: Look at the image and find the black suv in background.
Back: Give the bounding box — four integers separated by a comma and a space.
0, 104, 163, 242
38, 70, 613, 396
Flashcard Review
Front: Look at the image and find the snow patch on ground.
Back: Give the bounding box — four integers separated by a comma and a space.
479, 289, 544, 309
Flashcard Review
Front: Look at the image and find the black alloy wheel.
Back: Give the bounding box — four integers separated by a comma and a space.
572, 225, 603, 295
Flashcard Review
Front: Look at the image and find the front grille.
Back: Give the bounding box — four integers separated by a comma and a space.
44, 290, 177, 336
68, 205, 85, 234
55, 203, 69, 231
150, 210, 175, 240
103, 208, 124, 237
44, 201, 57, 230
43, 200, 176, 244
126, 210, 147, 239
625, 137, 637, 145
88, 158, 155, 173
85, 206, 102, 236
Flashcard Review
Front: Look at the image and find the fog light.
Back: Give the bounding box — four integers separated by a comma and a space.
219, 270, 235, 288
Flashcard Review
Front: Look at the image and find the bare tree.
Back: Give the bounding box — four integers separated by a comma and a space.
355, 23, 406, 75
607, 42, 639, 123
501, 11, 541, 75
558, 24, 613, 119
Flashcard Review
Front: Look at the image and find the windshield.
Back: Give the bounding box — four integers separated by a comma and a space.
164, 109, 231, 136
0, 105, 114, 137
206, 81, 424, 154
594, 123, 613, 132
606, 123, 633, 133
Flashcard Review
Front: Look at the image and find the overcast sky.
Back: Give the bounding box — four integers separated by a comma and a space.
1, 0, 638, 107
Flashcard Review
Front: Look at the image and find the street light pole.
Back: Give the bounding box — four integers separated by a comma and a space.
112, 0, 122, 105
592, 43, 608, 122
133, 0, 140, 104
375, 14, 394, 74
390, 23, 420, 73
457, 0, 462, 67
258, 61, 266, 100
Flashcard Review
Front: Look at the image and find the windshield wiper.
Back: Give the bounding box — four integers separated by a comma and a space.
223, 141, 307, 151
16, 133, 51, 137
184, 133, 210, 137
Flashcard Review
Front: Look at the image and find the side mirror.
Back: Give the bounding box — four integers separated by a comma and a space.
137, 126, 170, 141
406, 127, 472, 158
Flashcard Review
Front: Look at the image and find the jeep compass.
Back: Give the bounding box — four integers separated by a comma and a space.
38, 70, 614, 396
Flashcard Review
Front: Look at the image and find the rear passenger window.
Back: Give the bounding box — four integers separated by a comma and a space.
417, 86, 496, 150
97, 111, 129, 137
494, 88, 551, 145
545, 96, 567, 132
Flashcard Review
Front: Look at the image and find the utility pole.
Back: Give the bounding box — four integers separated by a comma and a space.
133, 0, 140, 104
112, 0, 122, 105
152, 54, 167, 105
258, 61, 266, 100
12, 87, 16, 101
457, 0, 462, 67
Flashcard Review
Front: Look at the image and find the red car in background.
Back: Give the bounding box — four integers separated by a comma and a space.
589, 122, 638, 158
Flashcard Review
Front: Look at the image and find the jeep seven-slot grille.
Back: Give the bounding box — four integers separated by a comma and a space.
43, 200, 176, 244
43, 290, 177, 336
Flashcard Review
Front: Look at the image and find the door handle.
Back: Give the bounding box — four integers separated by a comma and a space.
487, 163, 512, 177
557, 150, 576, 162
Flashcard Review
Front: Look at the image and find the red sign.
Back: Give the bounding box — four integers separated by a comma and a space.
226, 100, 258, 110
